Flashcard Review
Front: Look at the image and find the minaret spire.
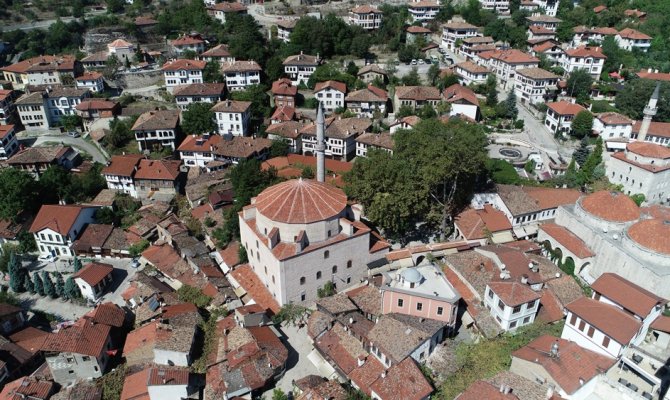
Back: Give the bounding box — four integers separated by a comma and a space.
639, 82, 660, 142
316, 102, 326, 183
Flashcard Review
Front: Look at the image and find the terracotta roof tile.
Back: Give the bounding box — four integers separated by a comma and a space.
617, 28, 651, 40
351, 5, 381, 13
516, 67, 560, 80
580, 191, 639, 222
134, 159, 182, 181
539, 223, 594, 258
590, 273, 665, 316
230, 264, 280, 314
120, 368, 150, 400
355, 132, 394, 150
314, 80, 347, 94
512, 335, 615, 394
565, 46, 607, 59
596, 112, 632, 125
209, 1, 246, 11
283, 53, 320, 66
271, 78, 297, 96
488, 281, 540, 307
479, 49, 539, 64
73, 262, 114, 286
211, 99, 251, 113
565, 297, 642, 344
455, 205, 512, 240
369, 357, 433, 400
83, 302, 125, 327
29, 205, 92, 235
0, 377, 55, 400
394, 85, 441, 101
161, 59, 207, 71
651, 315, 670, 333
173, 82, 225, 97
42, 320, 111, 357
546, 101, 585, 116
627, 141, 670, 159
458, 380, 519, 400
221, 60, 261, 72
455, 61, 490, 74
442, 83, 479, 106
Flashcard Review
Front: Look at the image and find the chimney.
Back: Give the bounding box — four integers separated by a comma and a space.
357, 356, 365, 367
550, 341, 559, 358
546, 385, 555, 399
315, 102, 326, 182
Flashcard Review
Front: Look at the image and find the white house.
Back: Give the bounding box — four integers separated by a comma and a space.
131, 110, 181, 152
615, 28, 652, 52
199, 44, 235, 65
208, 2, 247, 24
561, 46, 606, 81
355, 132, 394, 157
349, 5, 382, 30
514, 67, 559, 105
479, 0, 509, 14
283, 52, 321, 86
221, 60, 261, 91
73, 262, 114, 301
479, 49, 539, 89
29, 205, 98, 258
454, 61, 490, 86
276, 20, 296, 43
441, 20, 480, 52
484, 281, 540, 331
442, 83, 479, 121
526, 15, 561, 30
75, 72, 105, 93
535, 0, 559, 16
162, 59, 206, 94
408, 1, 441, 22
178, 134, 271, 167
107, 39, 135, 60
169, 34, 205, 56
211, 100, 251, 136
173, 83, 226, 110
0, 124, 19, 161
544, 101, 585, 135
593, 112, 633, 147
102, 154, 144, 198
345, 85, 388, 118
530, 41, 566, 66
314, 80, 346, 113
572, 26, 618, 47
607, 142, 670, 203
300, 117, 371, 161
527, 25, 556, 42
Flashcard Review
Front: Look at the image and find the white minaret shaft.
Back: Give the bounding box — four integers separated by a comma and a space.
639, 82, 660, 142
316, 101, 326, 183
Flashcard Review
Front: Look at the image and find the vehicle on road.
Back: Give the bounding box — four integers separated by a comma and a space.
67, 131, 80, 138
418, 59, 425, 65
131, 258, 140, 269
38, 254, 54, 263
411, 59, 417, 65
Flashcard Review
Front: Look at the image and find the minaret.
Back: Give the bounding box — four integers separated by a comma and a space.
639, 82, 660, 142
316, 101, 326, 183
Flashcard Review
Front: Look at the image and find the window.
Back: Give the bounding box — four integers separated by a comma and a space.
82, 356, 90, 361
587, 326, 595, 338
512, 305, 522, 314
264, 266, 267, 275
570, 314, 577, 325
94, 366, 99, 372
272, 276, 275, 284
346, 277, 351, 284
417, 302, 423, 311
498, 299, 505, 310
66, 357, 74, 363
316, 271, 322, 280
332, 265, 337, 274
528, 300, 537, 309
324, 251, 329, 259
398, 299, 404, 307
437, 307, 444, 315
347, 260, 352, 268
510, 321, 517, 328
488, 289, 494, 299
300, 277, 305, 285
301, 292, 306, 301
602, 336, 610, 347
578, 320, 586, 331
594, 293, 601, 301
523, 316, 531, 324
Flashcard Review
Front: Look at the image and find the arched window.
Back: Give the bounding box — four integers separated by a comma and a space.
300, 277, 305, 285
272, 276, 275, 284
324, 251, 329, 259
316, 271, 322, 280
332, 265, 337, 274
347, 260, 352, 269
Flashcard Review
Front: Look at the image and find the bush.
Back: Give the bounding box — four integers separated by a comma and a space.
128, 240, 149, 258
514, 119, 524, 129
177, 285, 212, 308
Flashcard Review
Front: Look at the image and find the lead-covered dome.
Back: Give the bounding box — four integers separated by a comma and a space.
580, 191, 639, 222
254, 179, 347, 224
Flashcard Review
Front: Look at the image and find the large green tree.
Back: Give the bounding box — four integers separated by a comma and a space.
615, 79, 670, 121
346, 120, 489, 240
571, 110, 593, 139
565, 69, 594, 103
0, 169, 39, 221
181, 102, 216, 135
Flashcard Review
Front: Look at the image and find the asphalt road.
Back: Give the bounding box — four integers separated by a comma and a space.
21, 134, 109, 163
2, 10, 107, 32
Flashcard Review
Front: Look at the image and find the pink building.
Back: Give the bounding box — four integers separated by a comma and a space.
380, 265, 461, 327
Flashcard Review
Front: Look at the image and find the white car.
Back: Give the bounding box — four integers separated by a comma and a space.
418, 59, 425, 65
38, 254, 54, 263
410, 59, 417, 65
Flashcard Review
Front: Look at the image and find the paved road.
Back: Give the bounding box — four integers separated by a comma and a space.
2, 10, 107, 32
22, 134, 109, 163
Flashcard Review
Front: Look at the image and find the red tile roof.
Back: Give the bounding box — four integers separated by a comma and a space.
161, 59, 207, 71
479, 49, 539, 64
0, 377, 54, 400
29, 205, 92, 235
633, 121, 670, 138
314, 80, 347, 94
83, 302, 125, 327
537, 288, 565, 323
271, 78, 297, 96
547, 101, 585, 116
102, 154, 143, 176
170, 35, 204, 46
351, 5, 381, 13
455, 205, 512, 240
617, 28, 651, 40
369, 357, 433, 400
147, 367, 190, 385
406, 25, 431, 34
42, 320, 111, 357
0, 125, 14, 140
651, 315, 670, 333
123, 321, 158, 356
539, 223, 594, 258
133, 159, 182, 181
8, 327, 51, 354
1, 55, 76, 74
565, 297, 642, 344
349, 356, 384, 396
512, 335, 615, 394
457, 380, 519, 400
565, 46, 606, 59
488, 281, 540, 307
636, 70, 670, 82
442, 83, 479, 106
162, 303, 198, 319
120, 368, 150, 400
230, 264, 280, 314
253, 179, 347, 224
596, 112, 632, 125
580, 191, 639, 222
627, 141, 670, 159
73, 262, 114, 286
591, 273, 666, 316
628, 219, 670, 256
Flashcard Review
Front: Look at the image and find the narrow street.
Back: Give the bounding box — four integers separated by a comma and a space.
20, 134, 109, 163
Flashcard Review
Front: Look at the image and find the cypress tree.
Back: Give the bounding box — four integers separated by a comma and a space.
42, 271, 57, 299
33, 273, 45, 296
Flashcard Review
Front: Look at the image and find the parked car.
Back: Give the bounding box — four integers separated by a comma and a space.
131, 258, 140, 269
67, 131, 80, 138
410, 59, 418, 65
418, 59, 425, 65
38, 254, 54, 263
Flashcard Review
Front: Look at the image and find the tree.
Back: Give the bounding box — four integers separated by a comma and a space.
504, 91, 518, 120
317, 281, 336, 298
8, 252, 25, 293
272, 303, 310, 326
61, 115, 82, 132
566, 69, 593, 103
401, 67, 421, 86
104, 117, 135, 149
346, 61, 359, 77
630, 193, 645, 206
33, 273, 45, 296
230, 84, 272, 126
39, 166, 72, 204
427, 63, 441, 86
106, 0, 124, 13
176, 285, 212, 308
54, 272, 65, 298
615, 80, 670, 121
0, 169, 40, 220
578, 137, 603, 185
128, 239, 149, 258
0, 244, 18, 274
64, 277, 81, 299
571, 110, 593, 139
42, 271, 57, 298
23, 274, 34, 294
486, 159, 520, 184
346, 120, 489, 239
203, 61, 223, 83
573, 137, 591, 166
181, 102, 216, 135
73, 255, 83, 272
270, 139, 290, 157
485, 75, 498, 106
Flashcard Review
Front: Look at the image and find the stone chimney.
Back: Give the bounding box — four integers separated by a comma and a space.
316, 101, 326, 182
